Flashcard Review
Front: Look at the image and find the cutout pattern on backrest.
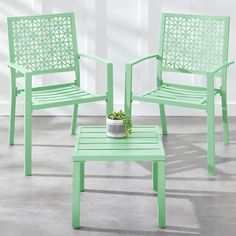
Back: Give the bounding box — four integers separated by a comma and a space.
161, 14, 229, 72
8, 13, 77, 72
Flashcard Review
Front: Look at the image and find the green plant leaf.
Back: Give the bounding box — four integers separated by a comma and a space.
107, 110, 132, 137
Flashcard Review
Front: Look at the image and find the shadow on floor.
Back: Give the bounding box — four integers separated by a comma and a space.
79, 225, 200, 236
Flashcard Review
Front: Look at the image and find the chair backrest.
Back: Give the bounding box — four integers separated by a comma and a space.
7, 12, 79, 76
159, 13, 230, 75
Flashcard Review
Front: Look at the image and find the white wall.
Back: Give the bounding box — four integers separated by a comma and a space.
0, 0, 235, 116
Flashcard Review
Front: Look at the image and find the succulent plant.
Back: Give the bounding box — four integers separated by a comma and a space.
107, 110, 132, 137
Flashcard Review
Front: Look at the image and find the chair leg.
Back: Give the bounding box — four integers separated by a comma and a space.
106, 98, 113, 116
24, 108, 32, 176
221, 94, 229, 144
159, 104, 167, 135
9, 94, 16, 145
152, 160, 158, 192
71, 104, 78, 135
80, 162, 85, 192
125, 64, 132, 118
125, 101, 132, 118
73, 161, 81, 229
207, 106, 215, 176
106, 62, 113, 115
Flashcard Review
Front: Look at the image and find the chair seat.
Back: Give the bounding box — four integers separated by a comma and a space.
133, 83, 220, 109
19, 83, 106, 110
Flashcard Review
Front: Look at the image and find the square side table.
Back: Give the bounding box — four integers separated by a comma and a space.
72, 126, 166, 229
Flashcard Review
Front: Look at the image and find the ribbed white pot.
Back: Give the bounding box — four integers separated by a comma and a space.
106, 118, 125, 138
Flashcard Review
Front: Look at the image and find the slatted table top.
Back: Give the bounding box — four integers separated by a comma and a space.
73, 126, 165, 161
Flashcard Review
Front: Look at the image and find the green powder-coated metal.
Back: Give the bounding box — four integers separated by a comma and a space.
125, 13, 234, 175
7, 12, 113, 176
72, 126, 166, 229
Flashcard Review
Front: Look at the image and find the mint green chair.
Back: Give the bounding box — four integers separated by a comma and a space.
125, 13, 234, 175
7, 13, 113, 176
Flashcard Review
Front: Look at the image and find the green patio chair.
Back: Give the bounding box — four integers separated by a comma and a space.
7, 12, 113, 176
125, 13, 234, 175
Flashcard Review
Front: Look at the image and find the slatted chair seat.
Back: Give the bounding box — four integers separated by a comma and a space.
133, 83, 220, 108
18, 83, 106, 109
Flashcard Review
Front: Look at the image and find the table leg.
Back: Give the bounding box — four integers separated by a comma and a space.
157, 160, 165, 229
72, 161, 81, 229
152, 160, 158, 192
80, 162, 85, 192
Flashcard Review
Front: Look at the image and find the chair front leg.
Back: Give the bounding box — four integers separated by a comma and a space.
207, 74, 215, 175
106, 95, 113, 116
24, 74, 32, 176
106, 63, 113, 115
125, 98, 132, 118
71, 104, 79, 135
9, 70, 17, 145
9, 90, 17, 146
159, 104, 168, 135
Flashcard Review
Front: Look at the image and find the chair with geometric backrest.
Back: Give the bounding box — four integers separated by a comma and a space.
7, 12, 113, 176
125, 13, 234, 175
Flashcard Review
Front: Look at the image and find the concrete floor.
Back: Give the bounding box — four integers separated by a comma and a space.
0, 116, 236, 236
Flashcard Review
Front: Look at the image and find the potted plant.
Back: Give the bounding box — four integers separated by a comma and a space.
106, 110, 132, 138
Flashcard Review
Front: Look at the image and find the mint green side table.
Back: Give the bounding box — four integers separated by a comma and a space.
72, 126, 166, 229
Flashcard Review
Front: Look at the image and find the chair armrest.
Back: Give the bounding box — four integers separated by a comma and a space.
207, 60, 234, 75
127, 54, 162, 66
78, 53, 112, 65
8, 62, 31, 75
125, 54, 162, 107
78, 53, 113, 112
8, 63, 32, 99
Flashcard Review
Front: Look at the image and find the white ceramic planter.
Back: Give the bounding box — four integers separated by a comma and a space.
106, 118, 125, 138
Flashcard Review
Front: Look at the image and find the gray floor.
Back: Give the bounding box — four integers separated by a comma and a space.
0, 116, 236, 236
